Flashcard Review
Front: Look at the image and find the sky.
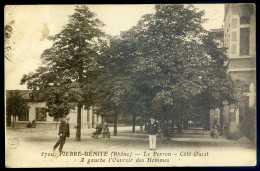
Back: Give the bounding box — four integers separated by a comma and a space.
4, 4, 225, 90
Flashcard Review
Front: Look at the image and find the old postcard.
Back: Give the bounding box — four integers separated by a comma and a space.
5, 4, 256, 167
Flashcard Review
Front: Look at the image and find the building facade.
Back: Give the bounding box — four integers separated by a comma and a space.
224, 4, 256, 84
209, 4, 256, 137
223, 4, 256, 136
6, 90, 102, 129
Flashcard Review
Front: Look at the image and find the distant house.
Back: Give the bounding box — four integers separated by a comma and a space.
6, 90, 102, 129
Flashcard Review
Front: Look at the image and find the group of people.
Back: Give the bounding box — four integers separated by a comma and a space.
92, 123, 110, 138
52, 115, 170, 153
53, 115, 110, 153
147, 117, 222, 150
53, 115, 221, 153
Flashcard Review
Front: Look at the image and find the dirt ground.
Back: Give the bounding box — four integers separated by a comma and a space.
5, 126, 256, 167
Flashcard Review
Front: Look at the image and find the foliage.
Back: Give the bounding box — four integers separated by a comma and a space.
20, 4, 240, 135
21, 6, 105, 140
241, 106, 256, 142
6, 90, 30, 128
100, 4, 235, 124
232, 79, 249, 106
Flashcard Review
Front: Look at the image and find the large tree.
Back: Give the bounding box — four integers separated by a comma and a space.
99, 4, 235, 133
21, 6, 105, 141
95, 36, 135, 135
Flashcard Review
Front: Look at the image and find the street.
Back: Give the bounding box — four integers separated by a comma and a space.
5, 126, 256, 167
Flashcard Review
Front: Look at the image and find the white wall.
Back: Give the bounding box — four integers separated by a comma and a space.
13, 103, 101, 129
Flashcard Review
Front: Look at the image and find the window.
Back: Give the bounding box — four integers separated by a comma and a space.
18, 109, 29, 121
240, 16, 251, 25
240, 28, 250, 56
36, 107, 47, 121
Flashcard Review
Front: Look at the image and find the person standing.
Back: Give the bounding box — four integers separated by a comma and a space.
102, 123, 110, 138
147, 117, 158, 150
211, 120, 220, 138
53, 115, 70, 153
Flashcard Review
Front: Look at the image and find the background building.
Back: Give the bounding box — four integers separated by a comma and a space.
223, 4, 256, 136
209, 4, 256, 138
6, 90, 102, 129
224, 4, 256, 84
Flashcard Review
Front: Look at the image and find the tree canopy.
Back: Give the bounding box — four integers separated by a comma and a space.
96, 4, 235, 127
6, 90, 30, 128
21, 4, 237, 136
21, 6, 105, 140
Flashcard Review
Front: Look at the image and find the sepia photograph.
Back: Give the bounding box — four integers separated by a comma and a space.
4, 4, 256, 167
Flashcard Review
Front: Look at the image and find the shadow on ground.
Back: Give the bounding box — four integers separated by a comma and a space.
7, 127, 254, 150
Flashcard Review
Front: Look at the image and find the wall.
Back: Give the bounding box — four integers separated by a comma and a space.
229, 71, 256, 85
11, 103, 102, 129
221, 4, 256, 138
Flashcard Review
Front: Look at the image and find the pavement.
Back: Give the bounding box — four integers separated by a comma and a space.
5, 126, 257, 167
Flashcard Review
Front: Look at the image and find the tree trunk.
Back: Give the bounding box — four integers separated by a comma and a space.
177, 115, 183, 134
12, 115, 15, 129
7, 114, 11, 127
183, 119, 188, 130
76, 103, 82, 141
76, 67, 83, 141
144, 117, 147, 131
14, 116, 16, 129
132, 114, 136, 133
177, 122, 182, 133
140, 119, 143, 131
55, 117, 58, 129
92, 111, 95, 128
205, 112, 210, 131
219, 106, 224, 135
113, 112, 118, 136
172, 123, 175, 137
